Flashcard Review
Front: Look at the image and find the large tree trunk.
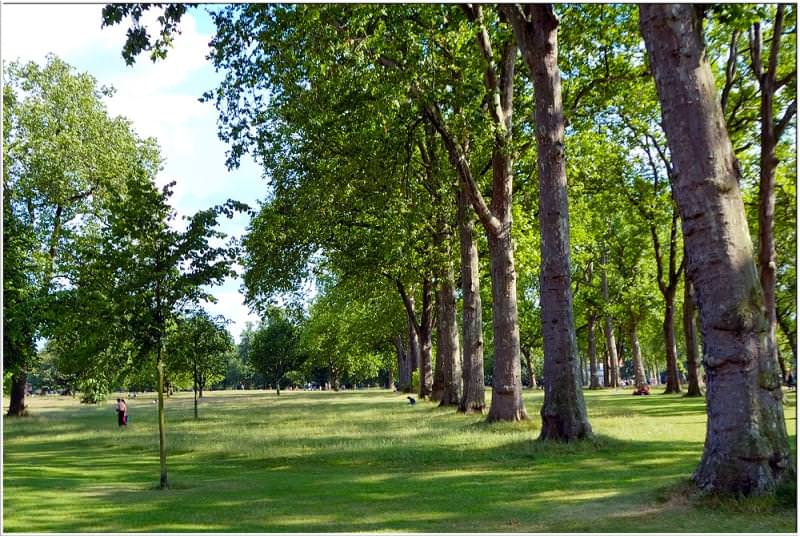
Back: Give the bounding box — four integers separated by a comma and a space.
506, 3, 591, 440
662, 292, 682, 394
156, 346, 168, 489
457, 187, 486, 413
431, 342, 445, 402
600, 252, 620, 388
588, 313, 600, 389
684, 279, 703, 397
640, 3, 793, 495
629, 317, 647, 391
437, 272, 462, 407
7, 370, 27, 417
486, 231, 527, 422
521, 347, 535, 389
407, 307, 420, 378
419, 278, 434, 399
394, 334, 410, 392
406, 296, 420, 376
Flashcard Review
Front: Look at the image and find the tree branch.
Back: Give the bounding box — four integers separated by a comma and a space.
775, 99, 797, 139
422, 103, 502, 236
720, 30, 740, 113
766, 5, 785, 85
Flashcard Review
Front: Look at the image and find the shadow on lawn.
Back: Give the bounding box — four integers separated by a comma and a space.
4, 391, 795, 532
6, 426, 709, 532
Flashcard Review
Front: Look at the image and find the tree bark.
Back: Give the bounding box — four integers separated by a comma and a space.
640, 3, 793, 495
603, 348, 610, 387
419, 278, 434, 399
684, 279, 703, 397
407, 304, 420, 377
600, 251, 620, 388
486, 231, 527, 421
588, 313, 600, 389
432, 342, 445, 402
437, 273, 462, 407
662, 295, 682, 393
394, 334, 410, 392
457, 186, 486, 413
629, 317, 647, 390
521, 347, 535, 389
751, 6, 794, 385
505, 3, 591, 439
7, 370, 27, 417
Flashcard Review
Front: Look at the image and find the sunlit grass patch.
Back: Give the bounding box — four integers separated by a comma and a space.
3, 387, 796, 532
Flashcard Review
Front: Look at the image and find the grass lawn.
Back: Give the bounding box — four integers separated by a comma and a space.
3, 388, 797, 532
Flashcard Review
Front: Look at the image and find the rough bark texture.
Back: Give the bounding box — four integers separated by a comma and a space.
407, 306, 420, 376
457, 187, 486, 413
486, 231, 527, 421
506, 3, 591, 439
629, 318, 648, 390
600, 252, 620, 388
640, 3, 794, 495
662, 294, 682, 393
684, 279, 704, 397
419, 278, 434, 399
395, 335, 411, 392
521, 347, 535, 389
588, 313, 600, 389
7, 370, 27, 417
431, 340, 445, 402
437, 274, 462, 406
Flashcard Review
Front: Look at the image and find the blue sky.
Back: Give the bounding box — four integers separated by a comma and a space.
2, 4, 265, 341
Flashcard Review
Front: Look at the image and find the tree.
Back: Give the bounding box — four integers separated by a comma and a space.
95, 166, 244, 488
639, 3, 793, 495
250, 309, 306, 395
3, 56, 150, 416
503, 3, 591, 440
165, 310, 232, 418
748, 6, 796, 382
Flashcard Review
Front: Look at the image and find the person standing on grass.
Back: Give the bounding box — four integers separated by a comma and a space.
116, 398, 128, 428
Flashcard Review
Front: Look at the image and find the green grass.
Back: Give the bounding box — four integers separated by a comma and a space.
3, 388, 797, 532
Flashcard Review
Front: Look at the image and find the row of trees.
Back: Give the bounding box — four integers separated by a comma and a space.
205, 3, 792, 495
6, 2, 795, 497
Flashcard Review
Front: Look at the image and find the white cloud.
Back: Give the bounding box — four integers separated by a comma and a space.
203, 285, 261, 343
1, 4, 125, 64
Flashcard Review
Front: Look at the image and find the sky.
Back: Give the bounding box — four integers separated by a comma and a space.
2, 4, 266, 342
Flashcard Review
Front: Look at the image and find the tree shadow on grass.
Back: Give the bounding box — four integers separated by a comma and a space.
4, 391, 795, 533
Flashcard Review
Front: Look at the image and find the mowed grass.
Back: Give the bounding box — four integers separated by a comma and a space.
3, 388, 797, 532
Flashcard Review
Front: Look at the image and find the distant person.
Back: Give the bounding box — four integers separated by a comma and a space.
116, 398, 128, 428
787, 373, 795, 390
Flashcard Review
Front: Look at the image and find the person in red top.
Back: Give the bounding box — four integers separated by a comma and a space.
116, 398, 128, 427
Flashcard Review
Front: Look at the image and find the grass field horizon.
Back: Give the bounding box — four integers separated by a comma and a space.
3, 388, 797, 532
